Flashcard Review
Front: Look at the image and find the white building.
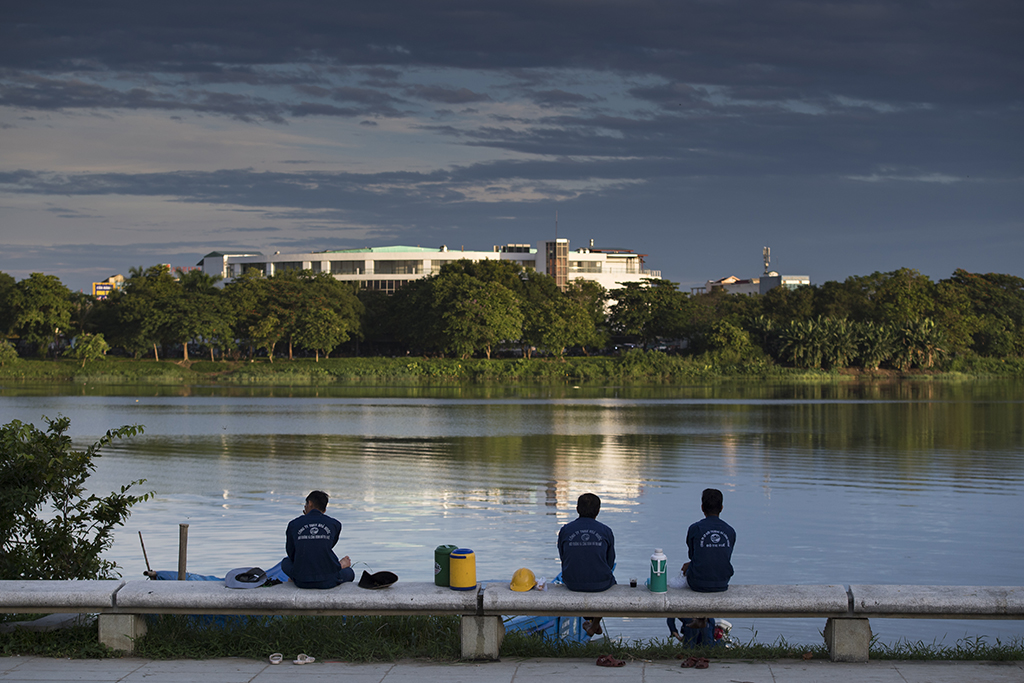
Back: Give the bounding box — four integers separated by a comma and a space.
198, 239, 660, 293
700, 275, 761, 296
758, 272, 811, 294
696, 247, 810, 296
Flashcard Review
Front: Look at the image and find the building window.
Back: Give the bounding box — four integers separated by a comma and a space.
431, 260, 454, 274
243, 264, 266, 276
568, 261, 602, 273
360, 280, 405, 294
603, 258, 639, 274
331, 260, 364, 275
311, 261, 322, 273
375, 260, 423, 275
275, 262, 303, 273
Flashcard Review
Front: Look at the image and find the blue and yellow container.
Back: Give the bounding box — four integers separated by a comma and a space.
449, 548, 477, 591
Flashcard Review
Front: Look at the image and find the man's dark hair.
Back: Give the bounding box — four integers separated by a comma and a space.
576, 492, 601, 518
701, 488, 723, 515
306, 490, 329, 511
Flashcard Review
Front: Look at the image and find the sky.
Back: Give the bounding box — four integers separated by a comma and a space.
1, 1, 1022, 293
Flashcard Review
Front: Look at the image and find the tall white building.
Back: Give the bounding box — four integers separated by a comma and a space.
199, 239, 660, 293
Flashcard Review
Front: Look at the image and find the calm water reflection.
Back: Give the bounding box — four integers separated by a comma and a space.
1, 381, 1021, 646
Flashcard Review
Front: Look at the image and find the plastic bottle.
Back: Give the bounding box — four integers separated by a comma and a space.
649, 548, 668, 593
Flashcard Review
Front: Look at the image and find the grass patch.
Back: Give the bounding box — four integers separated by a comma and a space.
871, 634, 1024, 661
3, 614, 1020, 661
135, 614, 462, 661
0, 620, 115, 658
1, 355, 1022, 387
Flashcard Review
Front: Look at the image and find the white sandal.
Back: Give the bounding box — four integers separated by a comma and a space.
268, 653, 283, 665
293, 653, 315, 665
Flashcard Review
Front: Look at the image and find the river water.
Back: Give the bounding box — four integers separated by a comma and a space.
2, 381, 1022, 647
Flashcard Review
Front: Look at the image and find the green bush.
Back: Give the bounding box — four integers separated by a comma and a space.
0, 416, 151, 579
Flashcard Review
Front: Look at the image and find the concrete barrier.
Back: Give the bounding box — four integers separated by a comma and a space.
2, 580, 1021, 662
481, 583, 850, 618
0, 580, 124, 612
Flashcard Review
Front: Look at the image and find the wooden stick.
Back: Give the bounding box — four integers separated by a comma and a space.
177, 523, 189, 581
138, 531, 152, 573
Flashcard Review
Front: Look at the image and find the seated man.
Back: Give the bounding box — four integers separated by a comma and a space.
558, 492, 615, 636
281, 490, 355, 589
668, 487, 736, 646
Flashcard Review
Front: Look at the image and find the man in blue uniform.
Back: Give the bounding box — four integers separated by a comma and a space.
282, 490, 354, 589
668, 488, 736, 645
558, 492, 615, 636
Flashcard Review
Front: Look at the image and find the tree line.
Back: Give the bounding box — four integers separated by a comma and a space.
0, 263, 1022, 371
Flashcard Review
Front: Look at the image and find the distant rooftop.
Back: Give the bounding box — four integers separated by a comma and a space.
317, 246, 445, 254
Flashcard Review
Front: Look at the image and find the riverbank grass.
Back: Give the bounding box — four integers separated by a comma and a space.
2, 615, 1021, 661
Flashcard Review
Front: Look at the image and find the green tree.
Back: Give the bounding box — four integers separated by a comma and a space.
564, 279, 609, 353
249, 315, 283, 362
761, 283, 815, 323
873, 268, 935, 324
0, 271, 16, 336
0, 340, 18, 366
822, 318, 858, 369
856, 321, 895, 370
63, 332, 110, 368
112, 265, 179, 360
524, 298, 596, 359
8, 273, 73, 357
704, 320, 757, 363
892, 318, 946, 370
223, 269, 271, 359
432, 273, 523, 358
294, 308, 345, 361
608, 279, 686, 347
780, 318, 826, 369
0, 416, 150, 580
266, 273, 303, 360
67, 291, 99, 337
174, 269, 230, 362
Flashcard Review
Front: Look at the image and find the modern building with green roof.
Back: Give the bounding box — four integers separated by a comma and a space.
199, 240, 659, 293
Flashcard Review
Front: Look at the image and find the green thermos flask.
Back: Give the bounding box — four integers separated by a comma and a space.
649, 548, 668, 593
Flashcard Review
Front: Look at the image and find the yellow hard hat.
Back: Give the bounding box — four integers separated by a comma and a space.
510, 567, 536, 592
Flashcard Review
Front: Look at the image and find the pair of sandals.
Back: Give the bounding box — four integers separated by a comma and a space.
595, 654, 625, 667
679, 655, 710, 669
268, 653, 315, 665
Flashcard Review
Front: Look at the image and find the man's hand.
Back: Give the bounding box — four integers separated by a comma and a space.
339, 555, 351, 569
682, 562, 690, 575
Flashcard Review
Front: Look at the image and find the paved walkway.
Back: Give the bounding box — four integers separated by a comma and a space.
1, 656, 1023, 683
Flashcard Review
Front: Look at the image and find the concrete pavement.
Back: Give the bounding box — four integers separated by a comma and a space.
1, 656, 1023, 682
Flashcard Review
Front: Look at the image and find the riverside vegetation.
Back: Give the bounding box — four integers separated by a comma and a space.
0, 264, 1023, 375
2, 613, 1023, 662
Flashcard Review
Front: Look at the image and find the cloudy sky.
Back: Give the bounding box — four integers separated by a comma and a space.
2, 1, 1021, 293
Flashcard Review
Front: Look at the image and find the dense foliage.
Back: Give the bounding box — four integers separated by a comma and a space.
0, 264, 1022, 372
0, 416, 150, 580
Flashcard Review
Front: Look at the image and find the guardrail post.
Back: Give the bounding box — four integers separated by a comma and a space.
98, 614, 146, 653
824, 617, 870, 662
460, 615, 504, 660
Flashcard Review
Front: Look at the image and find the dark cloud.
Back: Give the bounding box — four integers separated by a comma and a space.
0, 74, 417, 120
2, 0, 1023, 292
3, 1, 1021, 106
403, 84, 490, 104
529, 89, 600, 108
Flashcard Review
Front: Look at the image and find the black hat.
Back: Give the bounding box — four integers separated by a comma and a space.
225, 566, 268, 589
358, 570, 398, 589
